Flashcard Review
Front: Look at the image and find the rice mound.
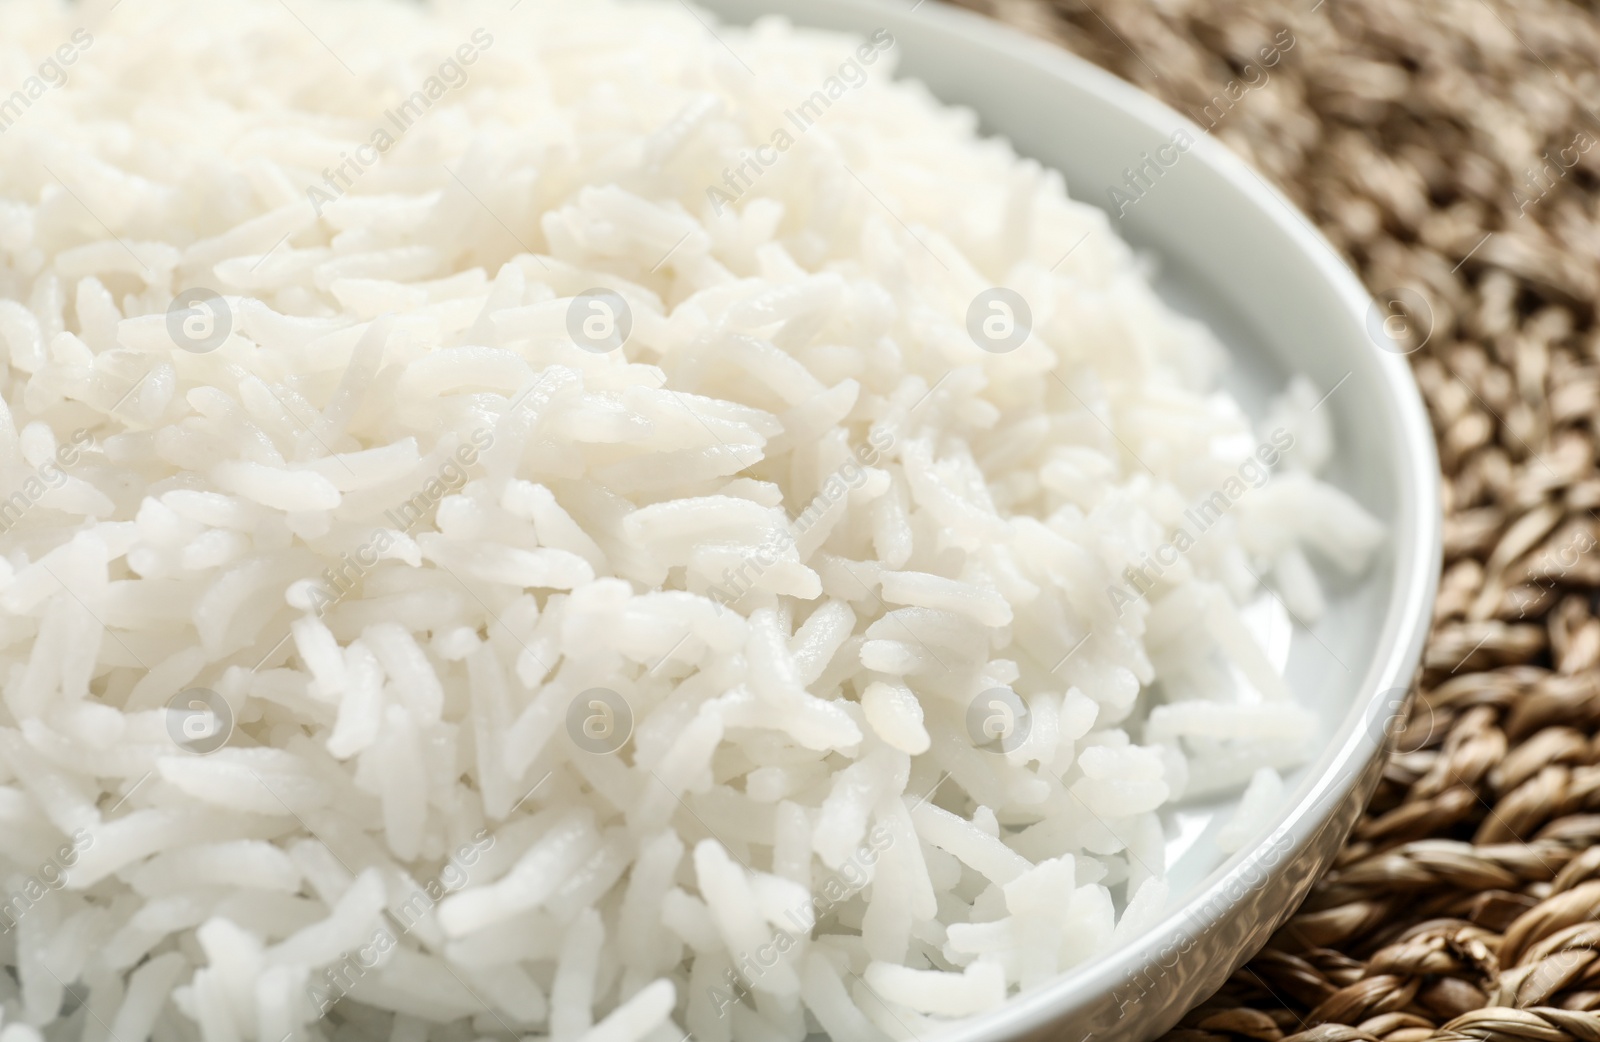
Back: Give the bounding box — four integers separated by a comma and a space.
0, 2, 1384, 1040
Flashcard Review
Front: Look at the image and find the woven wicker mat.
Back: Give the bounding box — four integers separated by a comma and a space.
943, 0, 1600, 1039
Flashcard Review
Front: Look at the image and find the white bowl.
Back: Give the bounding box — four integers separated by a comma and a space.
693, 1, 1442, 1039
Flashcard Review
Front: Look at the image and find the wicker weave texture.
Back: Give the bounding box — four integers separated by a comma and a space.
945, 0, 1600, 1038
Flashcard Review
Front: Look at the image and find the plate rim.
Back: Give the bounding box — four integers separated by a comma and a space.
688, 0, 1443, 1037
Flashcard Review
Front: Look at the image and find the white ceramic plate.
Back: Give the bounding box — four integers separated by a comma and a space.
691, 1, 1442, 1039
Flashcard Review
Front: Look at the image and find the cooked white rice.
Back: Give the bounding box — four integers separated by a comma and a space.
0, 1, 1384, 1040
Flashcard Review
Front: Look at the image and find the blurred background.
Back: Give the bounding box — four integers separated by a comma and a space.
946, 1, 1600, 1039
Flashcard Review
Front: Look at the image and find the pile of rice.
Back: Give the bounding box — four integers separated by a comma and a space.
0, 2, 1384, 1040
